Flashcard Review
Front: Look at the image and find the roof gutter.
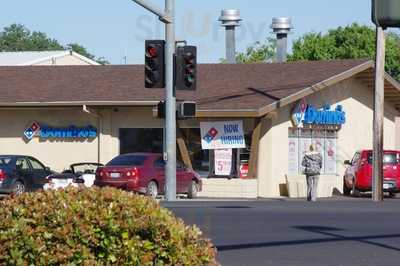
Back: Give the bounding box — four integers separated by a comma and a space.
0, 101, 160, 107
0, 101, 260, 117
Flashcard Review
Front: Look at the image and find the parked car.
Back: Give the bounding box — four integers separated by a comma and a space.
44, 162, 103, 190
0, 155, 53, 195
343, 150, 400, 197
94, 153, 202, 199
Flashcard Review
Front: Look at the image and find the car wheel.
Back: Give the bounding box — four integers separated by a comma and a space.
187, 180, 199, 199
12, 181, 25, 195
389, 192, 396, 198
351, 179, 360, 197
343, 178, 351, 196
146, 181, 158, 199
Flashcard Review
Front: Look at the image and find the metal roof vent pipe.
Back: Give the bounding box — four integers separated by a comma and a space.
219, 9, 242, 64
271, 17, 293, 63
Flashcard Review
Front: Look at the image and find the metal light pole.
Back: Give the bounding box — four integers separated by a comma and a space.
164, 0, 176, 201
372, 26, 385, 202
131, 0, 176, 201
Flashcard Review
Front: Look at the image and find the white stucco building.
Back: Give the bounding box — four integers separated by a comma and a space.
0, 50, 100, 66
0, 59, 399, 198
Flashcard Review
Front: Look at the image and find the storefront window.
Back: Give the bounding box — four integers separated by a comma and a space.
119, 128, 163, 154
288, 128, 337, 175
180, 128, 209, 177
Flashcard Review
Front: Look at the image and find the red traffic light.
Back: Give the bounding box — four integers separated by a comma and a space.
145, 40, 165, 88
146, 46, 158, 58
176, 45, 197, 91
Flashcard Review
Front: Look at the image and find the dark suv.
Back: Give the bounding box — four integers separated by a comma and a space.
0, 155, 53, 195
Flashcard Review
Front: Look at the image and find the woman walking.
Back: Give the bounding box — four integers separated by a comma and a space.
302, 144, 323, 202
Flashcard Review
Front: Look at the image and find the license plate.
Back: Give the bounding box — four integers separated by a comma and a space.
57, 179, 69, 185
110, 172, 120, 178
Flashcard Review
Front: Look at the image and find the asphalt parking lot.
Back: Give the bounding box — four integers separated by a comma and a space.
163, 196, 400, 266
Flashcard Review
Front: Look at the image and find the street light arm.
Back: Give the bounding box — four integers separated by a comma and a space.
131, 0, 172, 23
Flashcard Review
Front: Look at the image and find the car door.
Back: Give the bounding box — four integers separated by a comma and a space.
176, 161, 191, 193
15, 157, 34, 190
27, 157, 51, 189
153, 157, 166, 194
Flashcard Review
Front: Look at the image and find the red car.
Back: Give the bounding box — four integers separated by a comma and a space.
94, 153, 202, 199
343, 150, 400, 197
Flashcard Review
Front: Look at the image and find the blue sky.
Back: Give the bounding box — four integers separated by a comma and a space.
0, 0, 381, 64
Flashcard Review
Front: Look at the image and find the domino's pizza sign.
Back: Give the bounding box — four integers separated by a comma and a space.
200, 121, 246, 150
292, 99, 346, 128
24, 122, 97, 141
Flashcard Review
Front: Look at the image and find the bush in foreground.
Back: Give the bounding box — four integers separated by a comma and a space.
0, 187, 218, 265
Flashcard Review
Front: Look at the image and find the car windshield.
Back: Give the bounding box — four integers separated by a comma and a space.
106, 155, 147, 166
367, 152, 398, 164
72, 163, 102, 174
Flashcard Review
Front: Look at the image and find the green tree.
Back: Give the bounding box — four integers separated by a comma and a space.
289, 23, 400, 80
0, 24, 108, 65
0, 24, 63, 51
232, 37, 276, 63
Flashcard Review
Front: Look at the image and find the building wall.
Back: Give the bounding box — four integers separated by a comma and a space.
257, 78, 398, 198
0, 108, 99, 172
0, 106, 256, 175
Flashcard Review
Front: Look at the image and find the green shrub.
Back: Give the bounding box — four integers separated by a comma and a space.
0, 187, 218, 265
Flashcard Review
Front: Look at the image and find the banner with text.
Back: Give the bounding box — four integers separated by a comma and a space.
214, 149, 232, 176
200, 121, 245, 150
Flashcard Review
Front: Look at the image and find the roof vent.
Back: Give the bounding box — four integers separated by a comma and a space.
270, 17, 293, 63
219, 9, 242, 27
219, 9, 242, 64
271, 17, 293, 34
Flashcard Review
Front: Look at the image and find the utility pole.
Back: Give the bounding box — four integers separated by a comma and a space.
131, 0, 176, 201
372, 26, 385, 202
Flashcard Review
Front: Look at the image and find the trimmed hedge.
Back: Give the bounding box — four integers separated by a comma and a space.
0, 187, 218, 265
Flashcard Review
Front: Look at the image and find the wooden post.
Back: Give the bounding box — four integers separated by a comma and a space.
176, 125, 193, 170
247, 118, 262, 179
372, 26, 385, 202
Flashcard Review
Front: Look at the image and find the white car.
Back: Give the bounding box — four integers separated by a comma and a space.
44, 162, 103, 190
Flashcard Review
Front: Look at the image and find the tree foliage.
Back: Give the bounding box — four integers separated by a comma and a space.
0, 24, 108, 65
289, 23, 400, 80
236, 23, 400, 81
234, 37, 276, 63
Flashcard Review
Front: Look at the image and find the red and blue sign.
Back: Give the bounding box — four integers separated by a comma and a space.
24, 122, 97, 141
203, 127, 219, 143
292, 100, 346, 127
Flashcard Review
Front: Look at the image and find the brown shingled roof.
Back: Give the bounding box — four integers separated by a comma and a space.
0, 59, 375, 116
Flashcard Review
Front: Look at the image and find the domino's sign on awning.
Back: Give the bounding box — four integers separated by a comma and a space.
200, 121, 245, 150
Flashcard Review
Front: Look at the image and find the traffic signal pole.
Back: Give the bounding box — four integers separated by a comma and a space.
131, 0, 176, 201
164, 0, 177, 201
372, 26, 385, 202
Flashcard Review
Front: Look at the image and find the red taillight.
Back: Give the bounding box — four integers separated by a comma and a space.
126, 167, 140, 179
0, 169, 7, 181
96, 168, 105, 179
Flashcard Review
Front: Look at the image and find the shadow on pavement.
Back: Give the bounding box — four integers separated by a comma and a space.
216, 225, 400, 252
